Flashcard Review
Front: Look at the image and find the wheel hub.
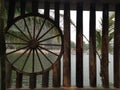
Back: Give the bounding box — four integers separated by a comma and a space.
28, 39, 39, 49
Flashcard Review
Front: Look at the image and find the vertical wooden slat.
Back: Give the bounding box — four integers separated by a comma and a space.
0, 0, 6, 89
89, 3, 96, 87
76, 3, 83, 87
54, 2, 60, 26
16, 72, 23, 88
29, 73, 36, 89
32, 0, 39, 14
20, 0, 26, 16
114, 4, 120, 88
101, 4, 109, 88
42, 72, 49, 87
7, 0, 16, 26
42, 1, 50, 87
17, 0, 26, 88
53, 2, 61, 87
6, 0, 16, 88
28, 1, 39, 88
63, 2, 71, 87
44, 1, 50, 18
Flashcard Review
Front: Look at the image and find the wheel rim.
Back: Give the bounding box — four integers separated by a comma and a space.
5, 13, 63, 75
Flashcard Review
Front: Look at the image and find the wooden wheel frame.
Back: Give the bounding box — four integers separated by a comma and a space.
5, 13, 63, 75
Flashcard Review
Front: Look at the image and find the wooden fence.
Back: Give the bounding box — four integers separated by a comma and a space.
1, 0, 120, 89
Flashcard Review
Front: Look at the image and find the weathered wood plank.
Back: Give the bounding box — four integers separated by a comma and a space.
0, 0, 6, 90
42, 1, 50, 87
29, 73, 36, 89
7, 0, 16, 26
76, 3, 83, 87
6, 0, 16, 88
19, 1, 26, 88
101, 4, 109, 88
32, 0, 39, 14
42, 71, 49, 87
44, 1, 50, 18
53, 2, 61, 87
114, 4, 120, 88
63, 2, 71, 87
54, 2, 60, 27
16, 72, 23, 88
6, 63, 12, 88
89, 3, 96, 87
20, 0, 26, 15
6, 87, 120, 90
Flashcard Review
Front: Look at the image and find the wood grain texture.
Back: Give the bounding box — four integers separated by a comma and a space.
76, 3, 83, 88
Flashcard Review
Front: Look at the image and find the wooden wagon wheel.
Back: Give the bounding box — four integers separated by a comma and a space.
5, 13, 63, 75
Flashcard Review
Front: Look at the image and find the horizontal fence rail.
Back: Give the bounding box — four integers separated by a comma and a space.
1, 0, 120, 89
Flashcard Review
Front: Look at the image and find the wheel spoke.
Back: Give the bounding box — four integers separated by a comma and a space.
6, 42, 28, 45
23, 18, 32, 39
32, 49, 35, 73
37, 25, 54, 40
21, 49, 32, 71
11, 48, 29, 65
39, 43, 62, 46
39, 34, 61, 42
6, 46, 28, 55
33, 16, 36, 38
37, 47, 53, 65
14, 24, 30, 40
7, 32, 29, 42
35, 49, 44, 71
39, 46, 59, 56
36, 19, 46, 39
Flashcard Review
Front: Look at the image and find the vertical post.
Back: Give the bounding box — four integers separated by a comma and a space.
16, 72, 23, 88
101, 4, 109, 88
63, 2, 71, 87
89, 3, 96, 87
114, 4, 120, 88
42, 1, 50, 87
29, 73, 36, 89
20, 0, 26, 16
76, 3, 83, 87
28, 1, 39, 88
44, 1, 50, 17
32, 0, 39, 14
7, 0, 15, 26
53, 2, 61, 87
0, 0, 6, 90
42, 72, 49, 87
6, 0, 16, 88
16, 0, 26, 88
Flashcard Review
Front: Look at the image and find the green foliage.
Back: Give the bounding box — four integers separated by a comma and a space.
96, 12, 114, 54
71, 41, 75, 48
